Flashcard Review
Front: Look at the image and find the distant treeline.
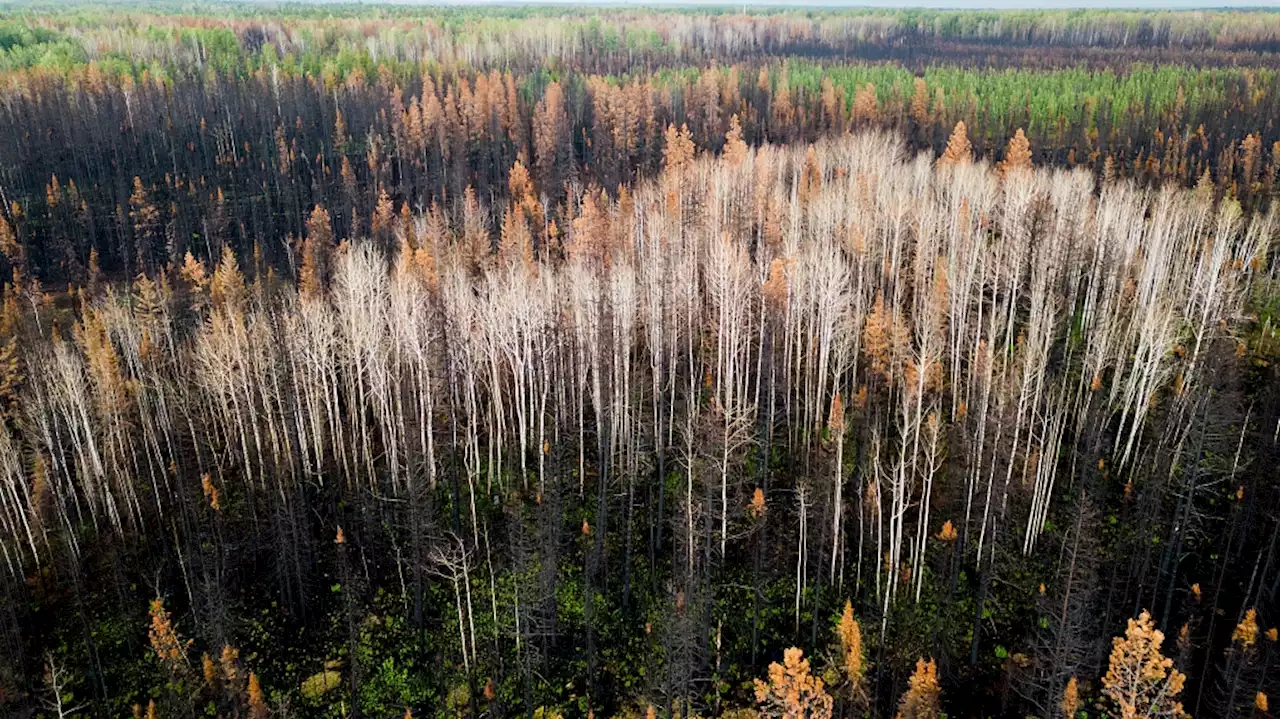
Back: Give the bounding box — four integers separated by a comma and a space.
6, 5, 1280, 71
0, 52, 1276, 287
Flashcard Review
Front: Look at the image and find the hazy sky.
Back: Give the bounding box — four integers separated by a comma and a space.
358, 0, 1280, 6
434, 0, 1278, 7
740, 1, 1274, 5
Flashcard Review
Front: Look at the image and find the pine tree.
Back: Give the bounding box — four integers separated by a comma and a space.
148, 598, 191, 675
179, 251, 209, 315
129, 176, 161, 271
340, 156, 359, 234
897, 658, 941, 719
499, 204, 533, 267
724, 114, 748, 168
771, 77, 794, 141
910, 77, 931, 130
247, 673, 268, 719
0, 213, 24, 276
201, 474, 221, 512
1101, 610, 1188, 719
1001, 128, 1033, 177
201, 653, 216, 688
371, 188, 395, 244
939, 121, 972, 166
509, 159, 535, 203
663, 123, 696, 176
0, 289, 23, 419
755, 648, 834, 719
799, 145, 822, 205
1061, 676, 1080, 718
851, 83, 879, 126
219, 644, 240, 690
132, 273, 166, 330
300, 205, 333, 298
1232, 608, 1259, 650
835, 601, 867, 707
936, 520, 958, 542
533, 81, 570, 194
0, 332, 21, 420
863, 291, 893, 383
1240, 134, 1262, 191
210, 246, 246, 312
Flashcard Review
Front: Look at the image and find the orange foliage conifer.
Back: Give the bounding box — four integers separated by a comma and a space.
1001, 129, 1033, 177
1060, 676, 1079, 719
148, 597, 191, 673
836, 601, 867, 704
1102, 610, 1188, 719
897, 658, 941, 719
724, 114, 748, 168
754, 648, 834, 719
939, 122, 972, 166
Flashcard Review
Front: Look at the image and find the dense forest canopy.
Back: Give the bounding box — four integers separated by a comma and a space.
0, 4, 1277, 719
0, 4, 1277, 282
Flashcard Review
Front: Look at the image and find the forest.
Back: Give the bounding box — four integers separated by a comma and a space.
0, 3, 1278, 719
